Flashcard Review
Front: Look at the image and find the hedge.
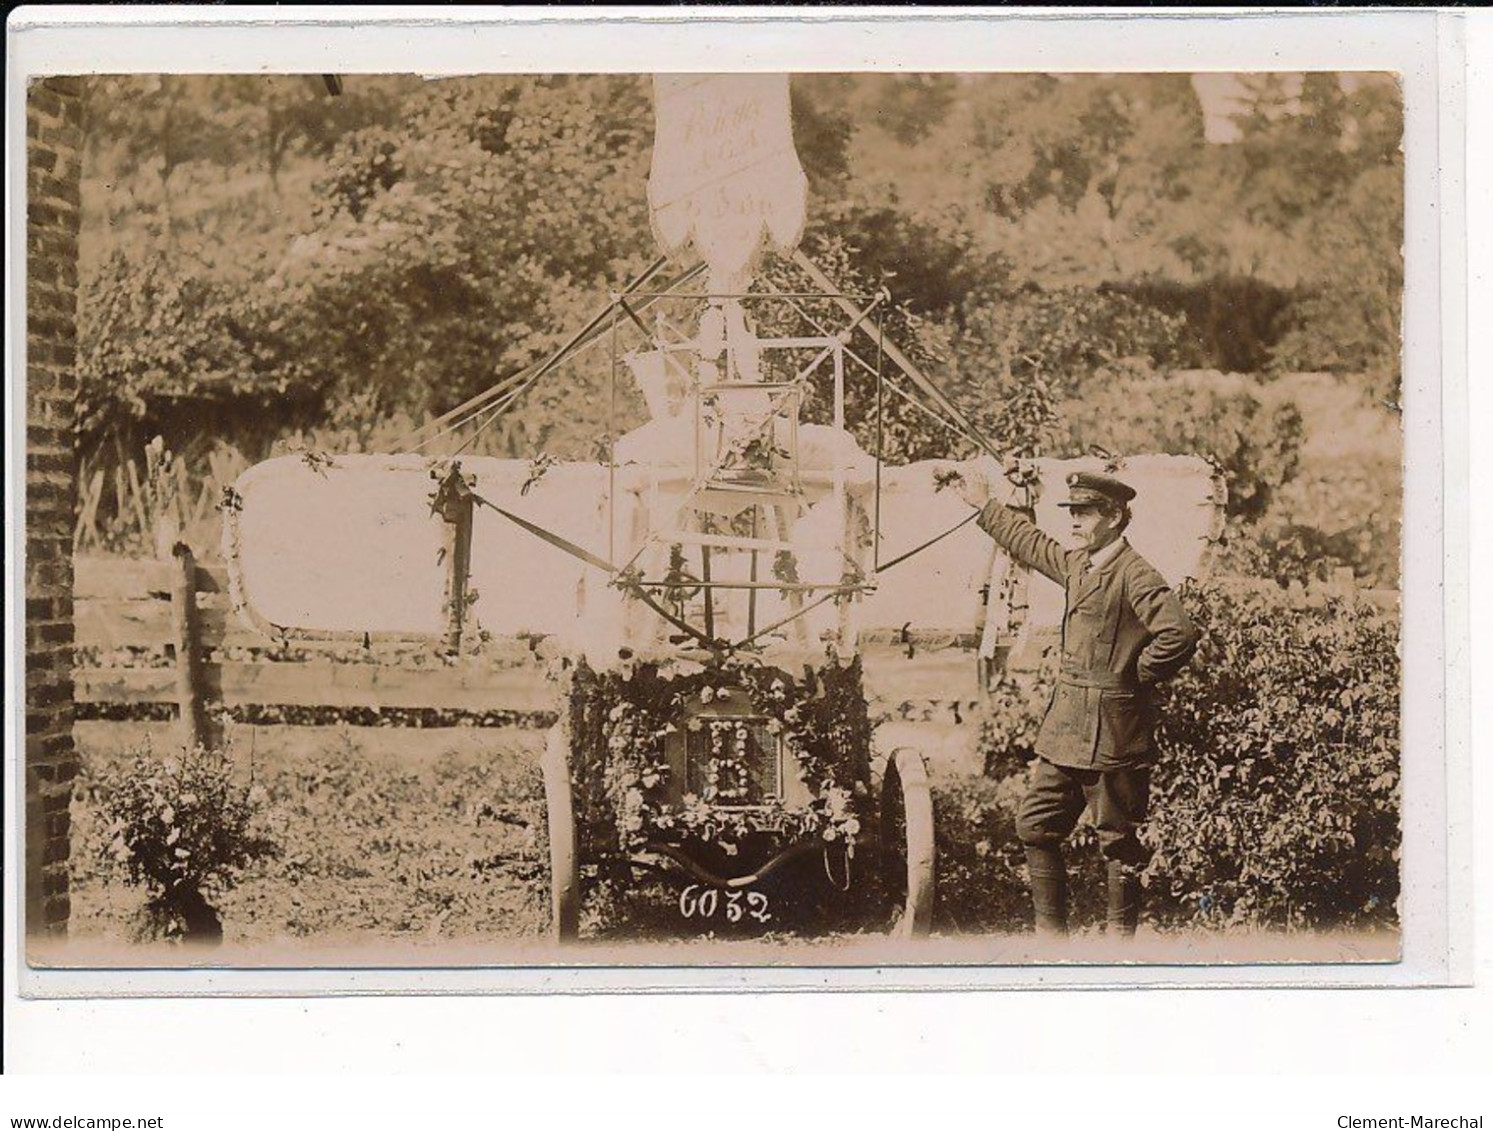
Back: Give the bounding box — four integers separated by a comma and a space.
945, 578, 1400, 933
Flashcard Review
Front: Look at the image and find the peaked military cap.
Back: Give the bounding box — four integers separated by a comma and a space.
1057, 471, 1137, 509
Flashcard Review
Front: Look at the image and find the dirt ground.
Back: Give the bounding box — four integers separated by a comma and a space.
66, 720, 901, 953
68, 722, 554, 950
61, 720, 1401, 971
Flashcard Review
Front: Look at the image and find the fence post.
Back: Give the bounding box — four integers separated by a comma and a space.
170, 541, 210, 751
433, 464, 476, 654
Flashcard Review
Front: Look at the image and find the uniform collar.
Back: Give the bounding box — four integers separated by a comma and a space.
1087, 537, 1127, 572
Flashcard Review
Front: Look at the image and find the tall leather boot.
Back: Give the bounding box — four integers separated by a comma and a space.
1024, 846, 1069, 938
1106, 860, 1140, 938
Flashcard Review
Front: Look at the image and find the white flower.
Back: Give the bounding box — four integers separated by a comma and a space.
700, 686, 716, 703
822, 787, 851, 817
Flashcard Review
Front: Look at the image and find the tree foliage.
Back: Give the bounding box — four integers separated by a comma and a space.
77, 247, 324, 452
1058, 371, 1304, 522
275, 75, 657, 444
837, 71, 1402, 387
936, 286, 1187, 461
1224, 74, 1405, 399
73, 70, 1401, 559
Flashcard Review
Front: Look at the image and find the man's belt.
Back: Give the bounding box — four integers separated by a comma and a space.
1057, 667, 1132, 691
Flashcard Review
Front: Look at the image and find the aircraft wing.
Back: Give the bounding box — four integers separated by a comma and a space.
224, 451, 1224, 653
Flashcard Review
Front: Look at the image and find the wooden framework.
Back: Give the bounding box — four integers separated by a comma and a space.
603, 286, 888, 653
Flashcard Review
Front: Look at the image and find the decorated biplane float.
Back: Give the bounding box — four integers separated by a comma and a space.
225, 76, 1224, 941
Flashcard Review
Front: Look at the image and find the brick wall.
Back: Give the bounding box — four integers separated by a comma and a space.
25, 76, 84, 937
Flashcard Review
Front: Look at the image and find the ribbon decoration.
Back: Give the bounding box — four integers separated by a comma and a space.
469, 492, 617, 575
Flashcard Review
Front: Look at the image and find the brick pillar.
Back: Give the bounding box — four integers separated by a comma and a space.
25, 76, 84, 938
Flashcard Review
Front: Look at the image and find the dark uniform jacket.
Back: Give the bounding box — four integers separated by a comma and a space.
978, 501, 1199, 770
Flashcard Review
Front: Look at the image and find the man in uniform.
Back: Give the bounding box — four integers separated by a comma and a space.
958, 467, 1199, 939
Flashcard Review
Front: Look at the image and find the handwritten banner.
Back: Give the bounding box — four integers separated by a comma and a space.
648, 74, 808, 289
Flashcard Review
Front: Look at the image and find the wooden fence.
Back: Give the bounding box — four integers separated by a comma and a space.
72, 553, 1399, 763
72, 554, 989, 757
73, 552, 562, 750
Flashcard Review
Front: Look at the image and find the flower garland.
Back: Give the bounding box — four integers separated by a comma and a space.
569, 654, 870, 868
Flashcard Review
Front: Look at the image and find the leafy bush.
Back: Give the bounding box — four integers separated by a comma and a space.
932, 769, 1115, 935
279, 74, 657, 432
316, 126, 405, 222
1108, 275, 1296, 374
954, 578, 1400, 933
774, 276, 1189, 469
818, 197, 1004, 318
1147, 579, 1400, 929
946, 286, 1188, 460
977, 672, 1053, 779
1219, 520, 1375, 588
93, 743, 279, 941
1258, 375, 1402, 588
1269, 162, 1405, 406
1058, 371, 1304, 523
77, 248, 323, 452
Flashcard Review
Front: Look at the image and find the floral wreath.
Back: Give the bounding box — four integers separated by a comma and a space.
568, 652, 870, 875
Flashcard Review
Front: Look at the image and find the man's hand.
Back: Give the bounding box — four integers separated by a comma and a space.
935, 458, 1008, 509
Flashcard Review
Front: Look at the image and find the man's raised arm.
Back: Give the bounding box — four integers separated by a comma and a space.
948, 461, 1072, 584
977, 498, 1071, 585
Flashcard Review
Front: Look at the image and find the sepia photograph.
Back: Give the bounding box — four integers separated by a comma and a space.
18, 54, 1420, 981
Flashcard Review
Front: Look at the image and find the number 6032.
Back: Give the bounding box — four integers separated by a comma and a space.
677, 884, 772, 924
